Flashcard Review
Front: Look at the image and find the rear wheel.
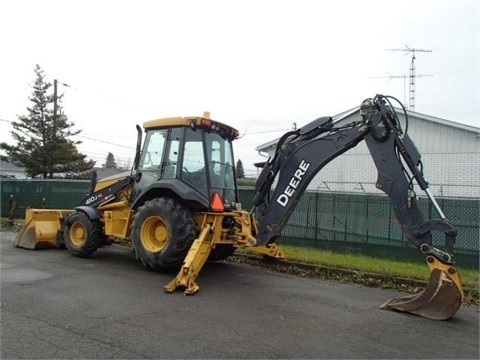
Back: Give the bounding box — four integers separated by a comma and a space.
63, 212, 104, 257
131, 198, 196, 270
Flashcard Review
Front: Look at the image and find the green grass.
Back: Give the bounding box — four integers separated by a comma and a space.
279, 244, 479, 289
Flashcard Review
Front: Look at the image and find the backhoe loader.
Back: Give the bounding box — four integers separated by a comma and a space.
14, 95, 464, 320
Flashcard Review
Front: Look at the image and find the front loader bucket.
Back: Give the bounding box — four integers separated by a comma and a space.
14, 209, 75, 249
380, 256, 464, 320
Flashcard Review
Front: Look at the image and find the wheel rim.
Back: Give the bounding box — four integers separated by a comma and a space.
140, 216, 168, 252
70, 222, 86, 247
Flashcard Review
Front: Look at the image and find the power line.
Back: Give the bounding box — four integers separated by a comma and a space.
1, 117, 135, 151
240, 128, 290, 136
74, 134, 136, 150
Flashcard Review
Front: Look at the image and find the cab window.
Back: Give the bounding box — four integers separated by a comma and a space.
139, 130, 166, 170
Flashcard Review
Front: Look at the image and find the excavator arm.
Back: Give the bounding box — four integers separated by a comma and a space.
251, 94, 463, 319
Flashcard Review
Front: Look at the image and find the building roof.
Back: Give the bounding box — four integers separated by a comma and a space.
94, 167, 128, 180
0, 158, 22, 171
408, 110, 480, 133
255, 107, 480, 153
0, 158, 26, 178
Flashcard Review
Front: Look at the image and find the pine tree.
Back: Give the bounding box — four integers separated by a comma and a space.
236, 159, 245, 178
104, 152, 117, 169
0, 65, 95, 178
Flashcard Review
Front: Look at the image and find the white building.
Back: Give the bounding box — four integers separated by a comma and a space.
0, 158, 27, 179
256, 108, 480, 198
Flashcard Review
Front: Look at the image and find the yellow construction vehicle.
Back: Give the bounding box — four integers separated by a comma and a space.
14, 95, 464, 320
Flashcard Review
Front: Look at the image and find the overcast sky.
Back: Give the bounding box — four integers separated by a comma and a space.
1, 0, 478, 176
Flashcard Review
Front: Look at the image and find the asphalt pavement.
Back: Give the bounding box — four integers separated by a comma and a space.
1, 231, 479, 359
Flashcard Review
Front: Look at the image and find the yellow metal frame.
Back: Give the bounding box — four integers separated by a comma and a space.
100, 201, 133, 239
426, 255, 464, 301
164, 210, 286, 295
241, 243, 286, 258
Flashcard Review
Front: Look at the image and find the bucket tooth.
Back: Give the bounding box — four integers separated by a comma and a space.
381, 257, 464, 320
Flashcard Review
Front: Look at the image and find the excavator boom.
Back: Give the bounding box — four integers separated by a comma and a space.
251, 94, 464, 319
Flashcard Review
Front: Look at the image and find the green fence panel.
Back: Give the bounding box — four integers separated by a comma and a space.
1, 181, 478, 268
1, 179, 90, 218
240, 188, 479, 269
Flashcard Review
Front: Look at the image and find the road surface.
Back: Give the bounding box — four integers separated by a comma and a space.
1, 232, 478, 359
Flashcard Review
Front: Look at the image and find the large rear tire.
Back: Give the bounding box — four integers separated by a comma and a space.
131, 198, 196, 270
63, 212, 104, 257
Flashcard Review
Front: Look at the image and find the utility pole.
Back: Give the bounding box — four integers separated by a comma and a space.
53, 79, 58, 122
53, 79, 70, 121
386, 45, 432, 111
49, 79, 58, 178
50, 79, 70, 178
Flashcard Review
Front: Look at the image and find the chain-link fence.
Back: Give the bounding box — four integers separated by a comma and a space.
239, 188, 479, 269
1, 179, 478, 269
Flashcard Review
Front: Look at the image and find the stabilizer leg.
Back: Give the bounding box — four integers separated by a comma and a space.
164, 224, 213, 295
241, 243, 286, 258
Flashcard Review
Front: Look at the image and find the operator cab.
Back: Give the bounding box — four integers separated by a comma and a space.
133, 116, 239, 211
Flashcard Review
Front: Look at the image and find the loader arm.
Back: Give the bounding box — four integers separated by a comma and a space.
251, 94, 463, 319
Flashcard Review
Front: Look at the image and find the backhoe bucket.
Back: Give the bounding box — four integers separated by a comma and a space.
380, 256, 464, 320
14, 209, 75, 249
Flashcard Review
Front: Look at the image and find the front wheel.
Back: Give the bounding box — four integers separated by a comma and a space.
131, 198, 196, 270
63, 212, 104, 257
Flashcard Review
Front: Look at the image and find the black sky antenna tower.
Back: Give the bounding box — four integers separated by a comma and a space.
385, 45, 433, 111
